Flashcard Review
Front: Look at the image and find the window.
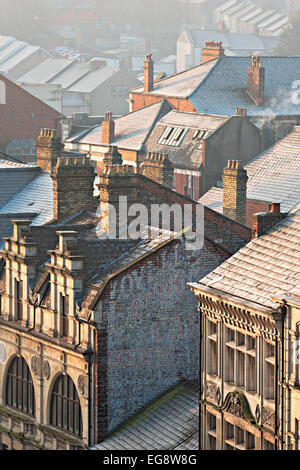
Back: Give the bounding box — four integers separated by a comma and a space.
263, 438, 275, 450
6, 356, 35, 416
158, 127, 188, 147
224, 328, 256, 392
264, 342, 275, 400
207, 412, 217, 450
50, 374, 82, 436
60, 294, 69, 338
14, 279, 23, 321
207, 319, 217, 375
224, 421, 256, 450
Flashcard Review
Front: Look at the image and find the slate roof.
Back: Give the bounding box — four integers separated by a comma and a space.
0, 160, 41, 207
92, 382, 198, 450
192, 204, 300, 310
132, 59, 218, 98
66, 100, 172, 151
0, 171, 54, 227
132, 56, 300, 116
144, 110, 230, 170
199, 126, 300, 213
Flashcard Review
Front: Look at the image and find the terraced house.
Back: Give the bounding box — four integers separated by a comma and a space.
0, 129, 251, 450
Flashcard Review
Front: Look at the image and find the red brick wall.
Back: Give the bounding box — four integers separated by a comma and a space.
246, 200, 271, 228
0, 74, 62, 146
131, 92, 197, 113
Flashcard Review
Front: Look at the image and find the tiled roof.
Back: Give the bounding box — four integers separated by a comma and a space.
199, 127, 300, 213
131, 59, 218, 98
92, 382, 198, 450
189, 56, 300, 116
67, 100, 172, 151
133, 55, 300, 116
195, 205, 300, 310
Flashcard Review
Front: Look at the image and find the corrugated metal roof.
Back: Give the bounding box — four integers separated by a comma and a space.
18, 58, 75, 84
67, 66, 117, 93
92, 382, 198, 450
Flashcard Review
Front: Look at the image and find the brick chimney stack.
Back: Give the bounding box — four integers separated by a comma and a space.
247, 56, 265, 107
35, 128, 64, 173
144, 53, 154, 93
202, 41, 224, 64
222, 160, 248, 225
102, 111, 115, 145
141, 152, 174, 189
252, 203, 285, 238
98, 162, 138, 238
51, 156, 96, 223
103, 145, 123, 167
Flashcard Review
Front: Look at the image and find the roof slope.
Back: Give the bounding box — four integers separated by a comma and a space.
195, 205, 300, 310
131, 59, 218, 98
92, 382, 198, 450
144, 110, 229, 170
0, 171, 54, 226
199, 126, 300, 213
67, 100, 172, 151
189, 56, 300, 116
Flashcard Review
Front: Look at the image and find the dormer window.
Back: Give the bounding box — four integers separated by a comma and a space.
158, 127, 188, 147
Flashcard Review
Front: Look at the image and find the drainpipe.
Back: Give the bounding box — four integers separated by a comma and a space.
275, 330, 279, 450
281, 302, 287, 450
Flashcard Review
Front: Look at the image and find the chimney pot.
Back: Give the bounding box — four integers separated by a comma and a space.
202, 41, 224, 64
144, 53, 154, 93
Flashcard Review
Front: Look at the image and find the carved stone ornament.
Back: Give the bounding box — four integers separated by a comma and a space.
206, 381, 218, 403
222, 392, 255, 424
42, 360, 51, 380
262, 407, 275, 430
255, 404, 261, 424
0, 341, 7, 364
78, 375, 86, 394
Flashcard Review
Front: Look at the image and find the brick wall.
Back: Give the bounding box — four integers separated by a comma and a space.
0, 74, 62, 146
95, 235, 229, 438
130, 92, 197, 113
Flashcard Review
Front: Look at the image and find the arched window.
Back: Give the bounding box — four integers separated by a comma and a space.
50, 375, 82, 436
6, 356, 35, 416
